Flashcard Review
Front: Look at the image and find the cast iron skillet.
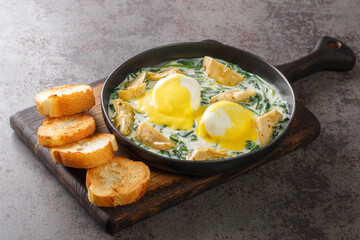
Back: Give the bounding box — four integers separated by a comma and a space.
101, 36, 355, 175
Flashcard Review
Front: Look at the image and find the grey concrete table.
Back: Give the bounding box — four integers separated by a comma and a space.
1, 0, 359, 239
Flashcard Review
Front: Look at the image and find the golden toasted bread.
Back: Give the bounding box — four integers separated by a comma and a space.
86, 157, 150, 207
35, 84, 95, 117
50, 133, 118, 169
37, 113, 96, 147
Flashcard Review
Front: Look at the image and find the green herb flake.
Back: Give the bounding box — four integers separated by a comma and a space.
177, 130, 194, 137
160, 64, 201, 69
160, 150, 171, 157
190, 134, 198, 141
169, 133, 180, 143
245, 141, 260, 152
173, 140, 188, 160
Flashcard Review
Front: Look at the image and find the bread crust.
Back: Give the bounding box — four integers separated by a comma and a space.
35, 84, 95, 117
37, 113, 96, 147
86, 157, 150, 207
50, 133, 118, 169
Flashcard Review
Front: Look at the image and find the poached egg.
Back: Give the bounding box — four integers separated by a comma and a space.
135, 73, 204, 130
197, 101, 258, 150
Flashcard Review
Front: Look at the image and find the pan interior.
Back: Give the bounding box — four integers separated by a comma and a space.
103, 43, 294, 118
101, 42, 295, 174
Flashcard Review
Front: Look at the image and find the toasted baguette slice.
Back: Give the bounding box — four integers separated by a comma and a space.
35, 84, 95, 117
86, 157, 150, 207
38, 113, 96, 147
50, 133, 118, 169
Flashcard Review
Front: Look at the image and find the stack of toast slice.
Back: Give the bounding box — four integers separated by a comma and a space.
35, 84, 150, 207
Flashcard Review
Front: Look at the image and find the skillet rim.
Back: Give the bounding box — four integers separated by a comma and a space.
101, 41, 296, 172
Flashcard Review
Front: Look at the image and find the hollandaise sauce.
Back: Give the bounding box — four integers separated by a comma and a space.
108, 58, 289, 160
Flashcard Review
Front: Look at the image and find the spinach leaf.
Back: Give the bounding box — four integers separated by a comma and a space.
177, 130, 194, 137
177, 59, 199, 67
279, 104, 289, 114
200, 87, 221, 105
159, 64, 201, 69
272, 102, 289, 114
271, 131, 279, 140
237, 84, 246, 90
231, 151, 244, 157
245, 141, 260, 152
239, 103, 261, 116
190, 134, 198, 141
169, 133, 180, 143
160, 150, 171, 157
110, 88, 120, 100
124, 72, 136, 86
173, 140, 188, 159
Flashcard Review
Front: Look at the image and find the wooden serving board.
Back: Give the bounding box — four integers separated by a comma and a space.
10, 78, 320, 234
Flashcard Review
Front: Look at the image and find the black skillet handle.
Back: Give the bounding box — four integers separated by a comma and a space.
275, 36, 356, 83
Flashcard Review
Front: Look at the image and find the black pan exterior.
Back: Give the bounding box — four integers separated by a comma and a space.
101, 42, 295, 175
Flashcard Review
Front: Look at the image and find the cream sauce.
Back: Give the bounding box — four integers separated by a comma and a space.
108, 58, 289, 160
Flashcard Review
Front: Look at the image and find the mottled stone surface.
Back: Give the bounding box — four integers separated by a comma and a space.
1, 0, 359, 239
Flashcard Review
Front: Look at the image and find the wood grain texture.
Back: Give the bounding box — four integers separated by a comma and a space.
10, 79, 320, 234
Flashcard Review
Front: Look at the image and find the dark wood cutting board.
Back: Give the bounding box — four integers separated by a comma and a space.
10, 78, 320, 234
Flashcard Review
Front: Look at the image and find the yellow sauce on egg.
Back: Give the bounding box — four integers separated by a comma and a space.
135, 74, 206, 130
197, 101, 258, 151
